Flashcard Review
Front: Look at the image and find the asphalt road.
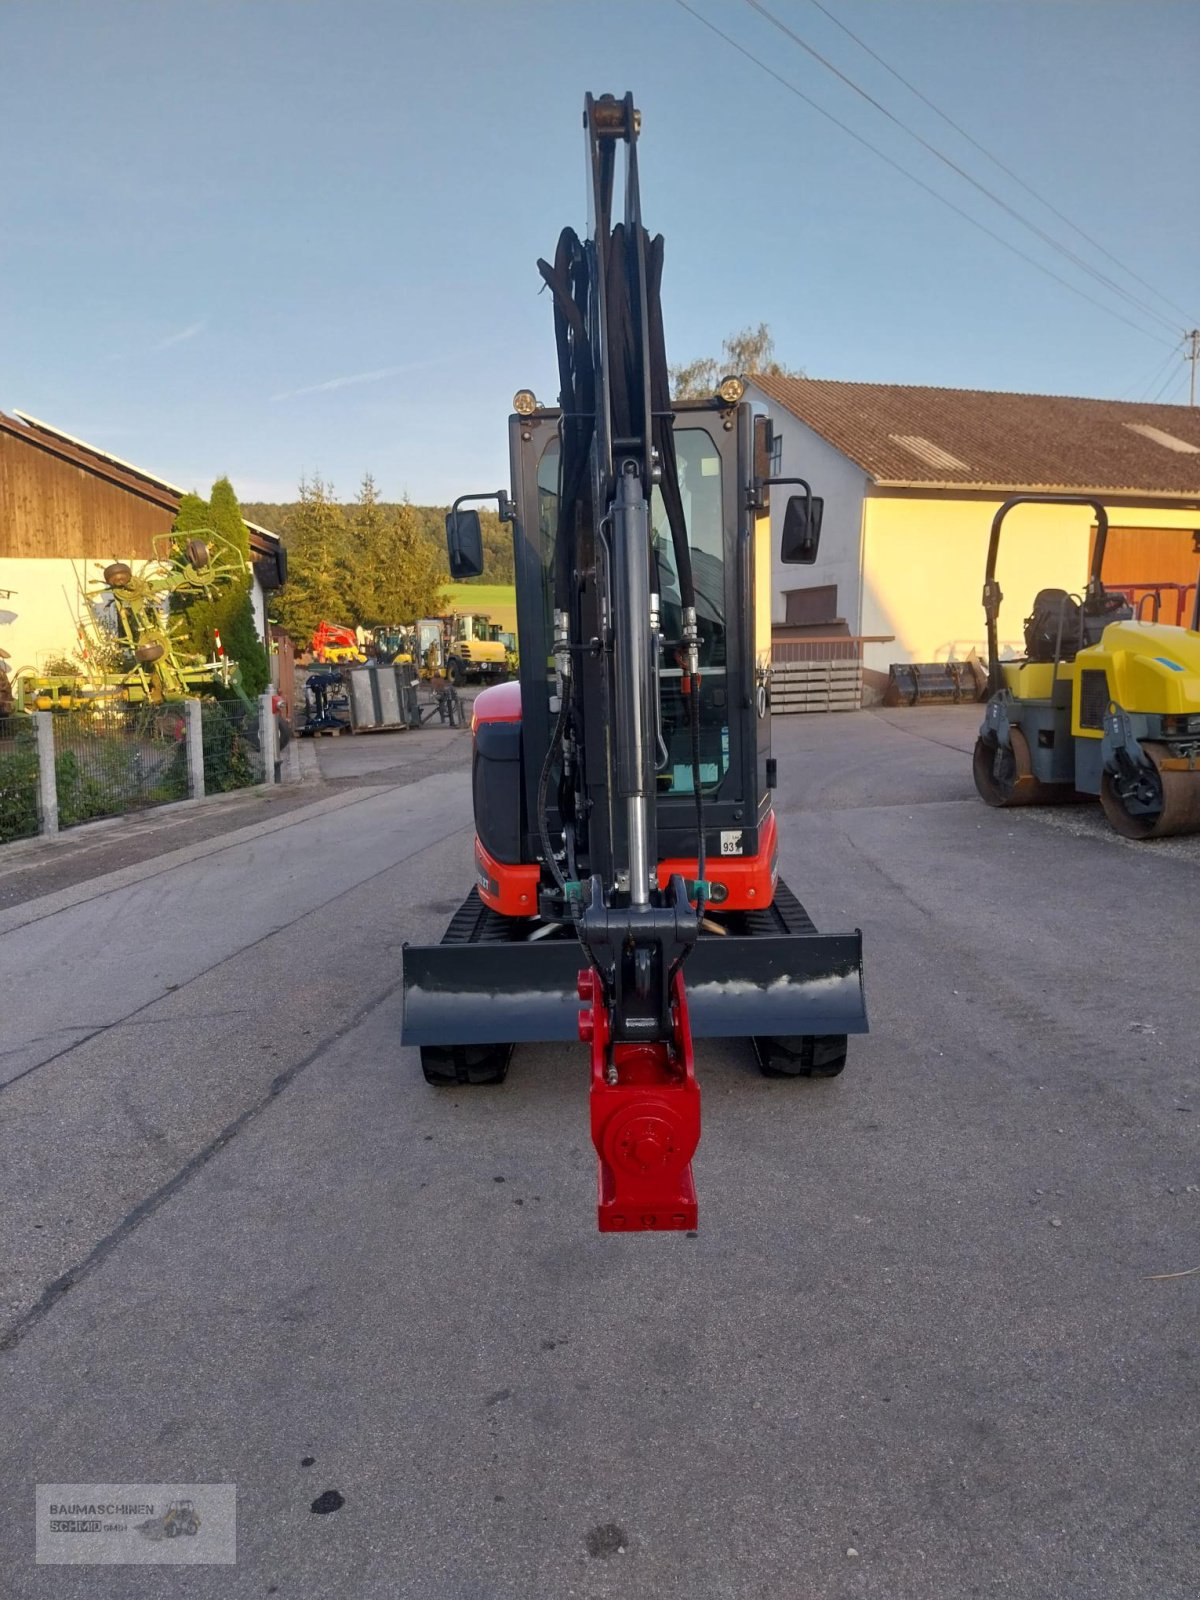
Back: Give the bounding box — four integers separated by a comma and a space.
1, 706, 1197, 1598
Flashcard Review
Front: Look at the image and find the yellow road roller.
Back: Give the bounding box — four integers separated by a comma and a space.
973, 494, 1200, 839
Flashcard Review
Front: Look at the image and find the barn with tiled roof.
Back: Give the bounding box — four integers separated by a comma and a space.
748, 377, 1200, 699
0, 409, 286, 678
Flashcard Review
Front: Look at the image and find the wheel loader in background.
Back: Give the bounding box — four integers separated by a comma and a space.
443, 614, 509, 685
372, 626, 417, 665
401, 93, 868, 1233
973, 494, 1200, 838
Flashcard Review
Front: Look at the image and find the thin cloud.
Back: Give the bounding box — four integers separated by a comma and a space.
230, 477, 302, 503
270, 361, 433, 403
154, 319, 207, 351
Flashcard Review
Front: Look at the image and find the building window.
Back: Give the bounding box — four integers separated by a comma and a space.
784, 584, 839, 626
769, 429, 782, 478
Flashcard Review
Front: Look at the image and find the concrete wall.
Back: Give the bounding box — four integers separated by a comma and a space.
250, 573, 268, 644
0, 556, 114, 674
1, 555, 273, 679
747, 385, 869, 629
860, 493, 1200, 679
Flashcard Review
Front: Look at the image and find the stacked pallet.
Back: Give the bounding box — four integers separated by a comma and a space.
771, 658, 863, 714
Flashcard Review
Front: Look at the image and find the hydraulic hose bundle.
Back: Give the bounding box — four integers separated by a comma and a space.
536, 219, 704, 912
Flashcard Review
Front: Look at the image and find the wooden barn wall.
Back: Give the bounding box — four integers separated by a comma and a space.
1088, 525, 1200, 588
0, 432, 175, 559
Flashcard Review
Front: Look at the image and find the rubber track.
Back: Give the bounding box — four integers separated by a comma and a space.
438, 887, 527, 945
437, 878, 820, 945
729, 877, 818, 939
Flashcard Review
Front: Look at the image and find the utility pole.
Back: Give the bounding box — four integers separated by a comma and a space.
1187, 329, 1200, 408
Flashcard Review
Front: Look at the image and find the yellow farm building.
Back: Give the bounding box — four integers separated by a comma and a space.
750, 377, 1200, 702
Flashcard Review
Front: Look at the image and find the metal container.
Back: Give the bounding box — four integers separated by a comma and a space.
348, 670, 381, 729
375, 665, 401, 725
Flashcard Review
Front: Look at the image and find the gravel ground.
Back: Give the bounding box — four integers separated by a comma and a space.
1, 703, 1197, 1599
0, 686, 479, 912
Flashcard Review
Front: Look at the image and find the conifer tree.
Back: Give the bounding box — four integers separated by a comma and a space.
343, 474, 445, 627
271, 474, 351, 646
172, 479, 270, 695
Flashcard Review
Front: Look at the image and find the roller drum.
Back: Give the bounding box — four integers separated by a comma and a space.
1100, 741, 1200, 840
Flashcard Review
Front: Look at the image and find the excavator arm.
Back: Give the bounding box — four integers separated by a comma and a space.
531, 94, 708, 1229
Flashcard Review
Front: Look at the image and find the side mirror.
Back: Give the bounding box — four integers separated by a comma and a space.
446, 508, 484, 580
781, 494, 823, 564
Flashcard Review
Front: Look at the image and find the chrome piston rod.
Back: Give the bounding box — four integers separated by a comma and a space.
611, 463, 655, 906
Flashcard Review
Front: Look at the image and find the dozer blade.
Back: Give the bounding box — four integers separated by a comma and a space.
402, 925, 867, 1048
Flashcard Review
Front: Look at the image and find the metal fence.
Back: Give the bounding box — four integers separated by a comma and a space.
0, 716, 40, 843
771, 634, 894, 664
1111, 582, 1199, 629
53, 705, 190, 828
0, 695, 278, 846
201, 699, 266, 792
769, 636, 894, 714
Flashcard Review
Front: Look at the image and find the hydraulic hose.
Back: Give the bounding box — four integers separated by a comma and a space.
536, 695, 570, 898
690, 678, 705, 916
645, 232, 694, 615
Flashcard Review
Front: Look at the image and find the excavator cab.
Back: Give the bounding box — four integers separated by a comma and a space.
508, 398, 765, 874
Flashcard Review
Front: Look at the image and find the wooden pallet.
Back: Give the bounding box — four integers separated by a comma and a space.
771, 661, 863, 714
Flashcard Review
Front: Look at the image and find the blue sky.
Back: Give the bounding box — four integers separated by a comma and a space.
3, 0, 1197, 506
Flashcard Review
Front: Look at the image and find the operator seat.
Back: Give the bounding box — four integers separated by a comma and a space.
1024, 589, 1082, 662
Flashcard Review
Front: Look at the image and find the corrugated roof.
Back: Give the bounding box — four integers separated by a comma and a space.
751, 376, 1200, 498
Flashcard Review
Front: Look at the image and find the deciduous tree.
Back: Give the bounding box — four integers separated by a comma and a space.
670, 323, 802, 399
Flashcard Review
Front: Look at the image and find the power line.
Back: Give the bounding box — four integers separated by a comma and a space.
799, 0, 1198, 329
742, 0, 1186, 339
1127, 340, 1183, 403
672, 0, 1177, 349
1149, 357, 1185, 404
1186, 329, 1200, 408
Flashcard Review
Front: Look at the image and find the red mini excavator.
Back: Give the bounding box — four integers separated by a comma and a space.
402, 93, 868, 1232
311, 620, 363, 664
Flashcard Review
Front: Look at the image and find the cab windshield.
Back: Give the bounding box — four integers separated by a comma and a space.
652, 430, 728, 794
537, 425, 730, 795
651, 430, 725, 668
